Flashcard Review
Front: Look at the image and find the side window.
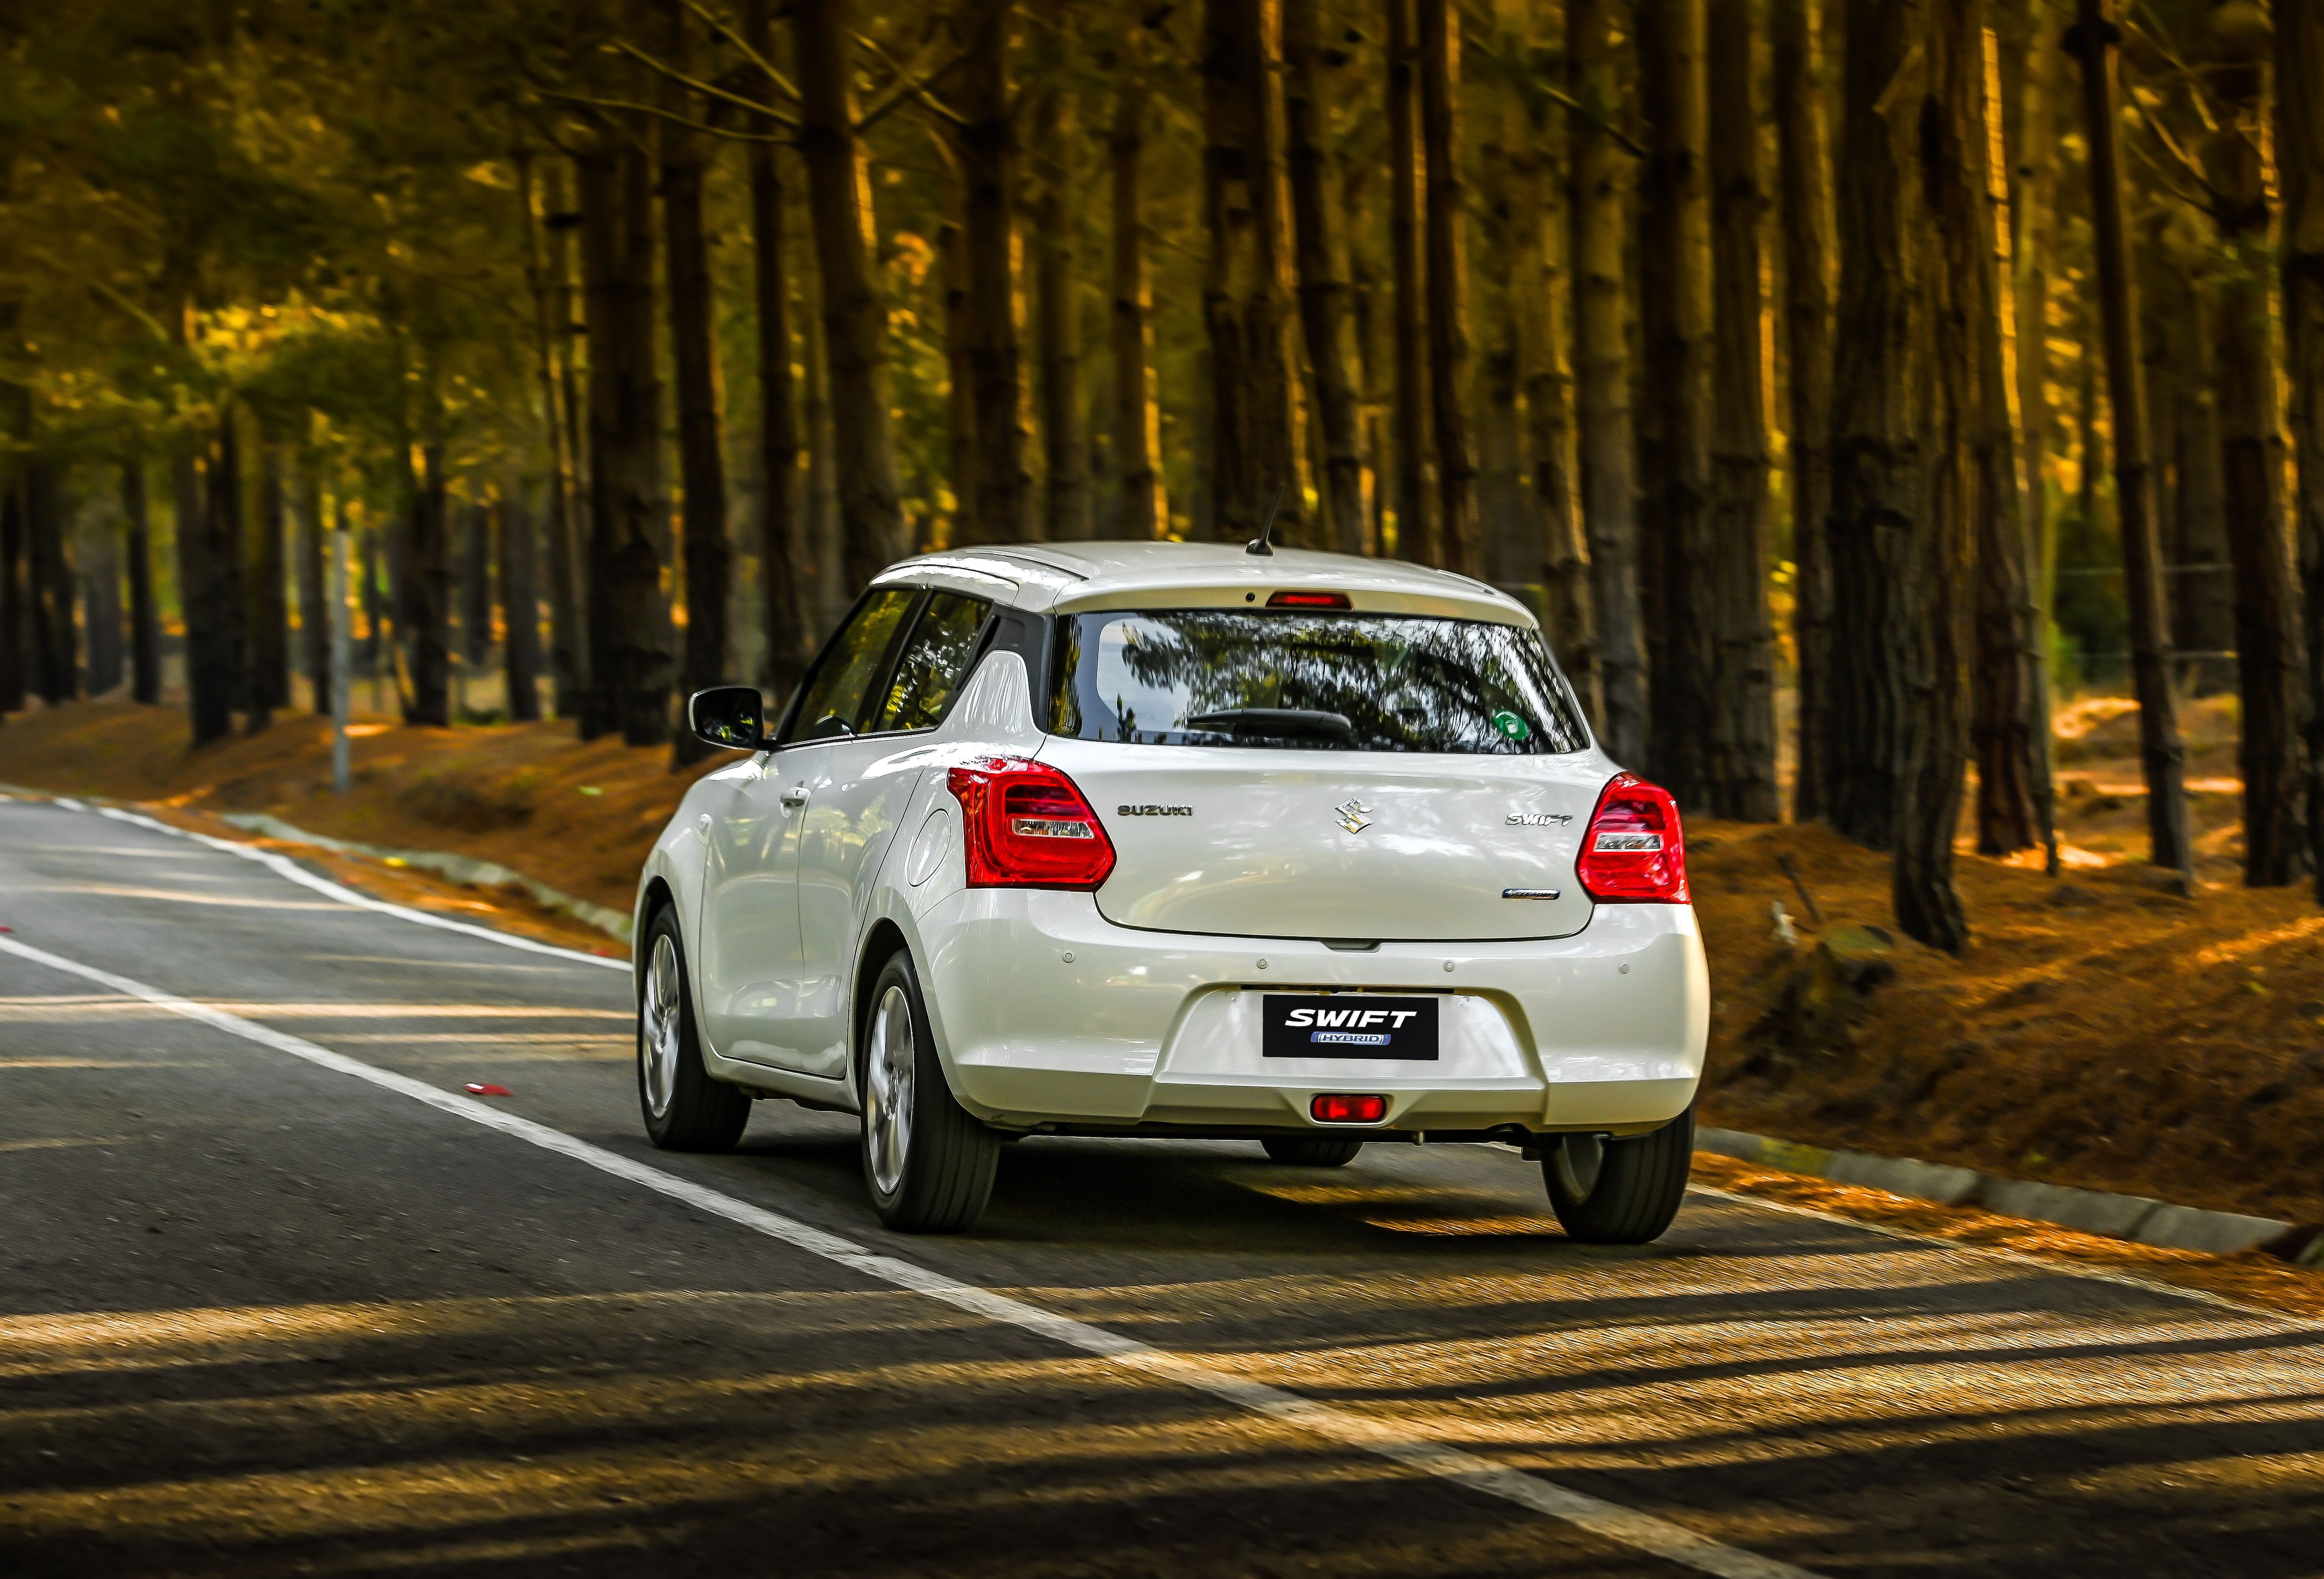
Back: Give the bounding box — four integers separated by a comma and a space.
779, 589, 917, 744
873, 593, 991, 733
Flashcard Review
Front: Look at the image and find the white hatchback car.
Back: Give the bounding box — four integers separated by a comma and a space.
634, 541, 1708, 1239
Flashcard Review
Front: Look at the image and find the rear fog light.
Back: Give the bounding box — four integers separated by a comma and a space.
1311, 1093, 1387, 1124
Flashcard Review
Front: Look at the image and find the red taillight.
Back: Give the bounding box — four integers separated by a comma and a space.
1311, 1093, 1388, 1124
1575, 771, 1689, 903
1267, 590, 1353, 609
948, 757, 1117, 889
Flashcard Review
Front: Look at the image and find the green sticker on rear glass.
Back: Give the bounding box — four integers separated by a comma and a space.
1492, 710, 1531, 742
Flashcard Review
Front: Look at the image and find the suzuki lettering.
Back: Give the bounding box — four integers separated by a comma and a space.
638, 540, 1708, 1242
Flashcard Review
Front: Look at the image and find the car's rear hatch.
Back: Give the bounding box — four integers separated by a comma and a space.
1041, 740, 1604, 941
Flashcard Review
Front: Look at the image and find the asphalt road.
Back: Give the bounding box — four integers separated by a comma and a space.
1, 794, 2318, 1579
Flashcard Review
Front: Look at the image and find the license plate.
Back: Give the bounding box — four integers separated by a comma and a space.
1261, 994, 1440, 1060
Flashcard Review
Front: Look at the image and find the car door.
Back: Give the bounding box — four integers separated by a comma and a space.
791, 591, 994, 1077
696, 587, 919, 1068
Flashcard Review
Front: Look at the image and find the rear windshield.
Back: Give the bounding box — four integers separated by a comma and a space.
1049, 609, 1591, 754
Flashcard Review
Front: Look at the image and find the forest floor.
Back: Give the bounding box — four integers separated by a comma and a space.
3, 687, 2319, 1234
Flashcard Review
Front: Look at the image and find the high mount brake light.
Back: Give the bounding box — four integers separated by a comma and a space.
1266, 590, 1353, 610
1575, 771, 1689, 903
948, 757, 1117, 889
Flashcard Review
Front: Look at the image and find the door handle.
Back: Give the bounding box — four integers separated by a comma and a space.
780, 787, 811, 808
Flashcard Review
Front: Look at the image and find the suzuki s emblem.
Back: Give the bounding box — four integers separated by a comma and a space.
1333, 797, 1373, 834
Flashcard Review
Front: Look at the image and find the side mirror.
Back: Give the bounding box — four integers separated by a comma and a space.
688, 686, 767, 750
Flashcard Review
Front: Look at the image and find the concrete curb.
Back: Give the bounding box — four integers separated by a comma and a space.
1699, 1126, 2322, 1267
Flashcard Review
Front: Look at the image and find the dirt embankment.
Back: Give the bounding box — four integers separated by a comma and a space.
3, 693, 2318, 1228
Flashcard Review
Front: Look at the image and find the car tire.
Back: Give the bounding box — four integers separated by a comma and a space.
859, 949, 999, 1233
1260, 1136, 1365, 1167
637, 906, 751, 1153
1540, 1105, 1694, 1245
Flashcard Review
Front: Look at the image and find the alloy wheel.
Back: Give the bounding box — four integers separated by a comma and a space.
865, 983, 917, 1195
641, 933, 682, 1119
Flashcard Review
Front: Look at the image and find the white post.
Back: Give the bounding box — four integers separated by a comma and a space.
330, 518, 352, 795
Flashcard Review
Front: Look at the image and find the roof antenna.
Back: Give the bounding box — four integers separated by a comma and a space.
1245, 482, 1286, 557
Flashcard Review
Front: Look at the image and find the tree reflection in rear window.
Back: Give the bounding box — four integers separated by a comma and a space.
1049, 610, 1591, 754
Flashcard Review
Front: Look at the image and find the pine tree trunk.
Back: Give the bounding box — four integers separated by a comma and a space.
1416, 0, 1477, 574
1109, 66, 1167, 541
1507, 72, 1595, 717
1638, 0, 1717, 809
1285, 0, 1366, 554
2156, 273, 2235, 684
406, 438, 452, 728
663, 0, 733, 767
518, 150, 587, 722
1202, 0, 1304, 546
1344, 152, 1387, 554
2277, 0, 2324, 901
460, 501, 493, 683
2072, 0, 2193, 883
182, 408, 245, 744
579, 110, 674, 746
2009, 0, 2065, 871
244, 435, 288, 728
500, 491, 542, 722
793, 0, 911, 591
746, 0, 809, 698
1773, 0, 1835, 820
2205, 41, 2308, 886
1386, 0, 1433, 562
957, 0, 1031, 544
1030, 27, 1092, 543
1824, 0, 1929, 850
0, 482, 22, 715
26, 459, 75, 705
125, 460, 160, 704
937, 191, 979, 546
1967, 19, 2045, 860
294, 457, 326, 711
1569, 0, 1646, 763
1705, 0, 1778, 821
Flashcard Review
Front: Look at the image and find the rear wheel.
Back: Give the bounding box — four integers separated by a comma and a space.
1261, 1136, 1364, 1167
860, 950, 999, 1233
637, 908, 750, 1152
1541, 1105, 1694, 1244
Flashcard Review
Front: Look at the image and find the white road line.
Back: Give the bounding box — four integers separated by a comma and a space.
0, 931, 1814, 1579
36, 799, 627, 973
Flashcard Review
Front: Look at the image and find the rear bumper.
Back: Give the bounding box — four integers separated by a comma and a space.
916, 889, 1707, 1134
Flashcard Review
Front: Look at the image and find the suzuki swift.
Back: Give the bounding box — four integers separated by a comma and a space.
634, 541, 1708, 1238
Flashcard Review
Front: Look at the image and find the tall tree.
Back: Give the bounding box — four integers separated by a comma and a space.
2279, 0, 2324, 900
793, 0, 911, 590
246, 436, 289, 728
1773, 0, 1835, 820
1386, 0, 1434, 561
960, 0, 1033, 544
460, 500, 492, 687
1637, 0, 1716, 809
406, 435, 452, 727
578, 103, 673, 746
2203, 14, 2307, 886
297, 457, 328, 712
124, 460, 160, 705
1108, 40, 1167, 541
184, 406, 244, 745
1030, 8, 1092, 542
1568, 0, 1645, 762
500, 491, 542, 721
1417, 0, 1478, 574
25, 460, 74, 705
82, 502, 123, 698
1507, 46, 1595, 717
2071, 0, 2193, 884
1285, 0, 1366, 554
1824, 0, 1930, 851
1705, 0, 1778, 820
663, 0, 733, 766
518, 151, 588, 721
1968, 20, 2048, 861
1202, 0, 1304, 546
741, 0, 810, 700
